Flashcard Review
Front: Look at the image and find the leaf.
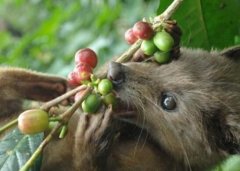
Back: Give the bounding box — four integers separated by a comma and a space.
0, 128, 43, 171
221, 155, 240, 171
157, 0, 240, 50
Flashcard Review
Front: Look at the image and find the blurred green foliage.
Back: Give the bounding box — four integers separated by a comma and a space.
1, 0, 239, 76
158, 0, 240, 49
0, 0, 159, 76
0, 0, 240, 170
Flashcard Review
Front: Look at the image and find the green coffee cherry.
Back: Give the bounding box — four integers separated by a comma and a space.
154, 51, 171, 64
140, 39, 157, 56
82, 93, 102, 113
153, 31, 174, 52
98, 79, 113, 95
18, 109, 49, 134
103, 93, 117, 107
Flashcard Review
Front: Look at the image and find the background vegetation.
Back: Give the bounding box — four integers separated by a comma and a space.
0, 0, 160, 76
0, 0, 240, 170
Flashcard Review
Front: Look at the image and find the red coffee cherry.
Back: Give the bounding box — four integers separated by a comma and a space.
67, 71, 79, 86
75, 71, 91, 84
125, 28, 138, 44
132, 21, 154, 40
68, 70, 91, 85
74, 63, 93, 74
75, 48, 98, 68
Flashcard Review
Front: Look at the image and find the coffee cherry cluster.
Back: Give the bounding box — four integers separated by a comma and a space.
78, 78, 116, 114
17, 76, 117, 135
17, 21, 176, 135
68, 48, 98, 86
18, 49, 116, 135
125, 21, 174, 64
81, 79, 115, 113
66, 48, 117, 114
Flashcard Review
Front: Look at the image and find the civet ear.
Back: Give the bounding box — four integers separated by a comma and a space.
220, 45, 240, 59
0, 67, 67, 102
0, 67, 67, 117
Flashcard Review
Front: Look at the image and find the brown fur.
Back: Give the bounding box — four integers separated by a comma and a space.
0, 66, 174, 171
0, 67, 67, 118
1, 46, 240, 171
41, 108, 182, 171
113, 46, 240, 170
42, 46, 240, 171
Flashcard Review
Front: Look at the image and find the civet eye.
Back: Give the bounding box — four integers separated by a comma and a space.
161, 93, 177, 111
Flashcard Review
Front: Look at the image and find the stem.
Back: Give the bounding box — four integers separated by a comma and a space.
40, 85, 87, 111
49, 117, 62, 122
59, 125, 68, 139
20, 122, 63, 171
115, 40, 142, 63
0, 85, 84, 136
60, 87, 92, 122
156, 0, 184, 21
0, 85, 87, 136
0, 118, 18, 134
20, 87, 92, 171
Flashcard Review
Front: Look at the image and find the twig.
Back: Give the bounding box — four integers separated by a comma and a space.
49, 117, 62, 122
60, 87, 92, 122
59, 125, 68, 139
20, 122, 63, 171
0, 118, 18, 134
40, 85, 87, 111
156, 0, 183, 21
20, 87, 92, 171
115, 40, 142, 63
0, 85, 87, 136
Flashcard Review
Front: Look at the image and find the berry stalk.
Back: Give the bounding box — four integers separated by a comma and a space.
20, 87, 92, 171
156, 0, 183, 21
0, 118, 18, 134
20, 122, 63, 171
40, 85, 87, 111
0, 86, 87, 135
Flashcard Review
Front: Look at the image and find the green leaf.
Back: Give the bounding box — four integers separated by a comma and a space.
221, 155, 240, 171
0, 128, 43, 171
157, 0, 240, 50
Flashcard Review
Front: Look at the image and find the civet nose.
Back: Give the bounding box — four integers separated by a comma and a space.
107, 62, 125, 86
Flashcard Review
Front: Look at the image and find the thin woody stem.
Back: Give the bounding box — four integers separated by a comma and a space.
115, 40, 142, 63
156, 0, 183, 21
40, 85, 87, 111
0, 84, 87, 137
0, 118, 18, 134
60, 87, 92, 122
20, 87, 92, 171
20, 122, 63, 171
